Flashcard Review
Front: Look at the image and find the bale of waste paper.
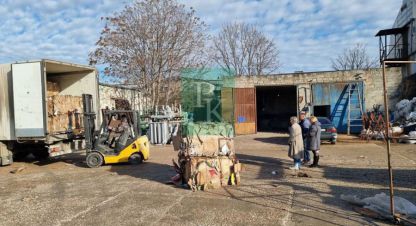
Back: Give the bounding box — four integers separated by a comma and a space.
173, 122, 241, 191
182, 156, 241, 191
47, 95, 83, 133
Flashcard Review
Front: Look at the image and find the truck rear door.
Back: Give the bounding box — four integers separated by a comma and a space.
12, 62, 46, 138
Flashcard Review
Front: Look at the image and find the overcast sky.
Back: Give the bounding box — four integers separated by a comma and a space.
0, 0, 402, 73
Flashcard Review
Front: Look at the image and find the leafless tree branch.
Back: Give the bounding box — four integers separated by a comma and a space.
331, 43, 378, 71
89, 0, 208, 111
211, 22, 280, 76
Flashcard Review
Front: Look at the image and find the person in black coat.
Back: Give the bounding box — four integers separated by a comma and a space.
299, 111, 311, 164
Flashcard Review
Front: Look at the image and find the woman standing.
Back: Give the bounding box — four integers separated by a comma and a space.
308, 116, 321, 168
288, 116, 304, 170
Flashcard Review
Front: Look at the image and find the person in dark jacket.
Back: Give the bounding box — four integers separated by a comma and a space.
115, 115, 132, 152
308, 116, 321, 167
299, 111, 311, 164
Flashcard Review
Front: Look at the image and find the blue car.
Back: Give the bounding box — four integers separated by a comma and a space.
317, 117, 337, 144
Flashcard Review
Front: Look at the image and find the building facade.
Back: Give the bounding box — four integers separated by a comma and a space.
231, 68, 402, 134
377, 0, 416, 98
99, 83, 145, 112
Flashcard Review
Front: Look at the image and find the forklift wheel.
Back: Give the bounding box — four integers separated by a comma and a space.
128, 153, 143, 165
86, 152, 104, 168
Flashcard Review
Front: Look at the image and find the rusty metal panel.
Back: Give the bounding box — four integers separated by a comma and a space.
235, 122, 256, 135
234, 88, 256, 135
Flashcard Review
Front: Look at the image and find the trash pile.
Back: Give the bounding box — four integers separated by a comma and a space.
171, 122, 242, 191
361, 99, 416, 143
360, 104, 386, 141
341, 193, 416, 221
392, 97, 416, 144
394, 98, 416, 124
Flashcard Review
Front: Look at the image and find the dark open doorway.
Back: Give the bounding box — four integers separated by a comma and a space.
256, 86, 297, 132
313, 105, 331, 118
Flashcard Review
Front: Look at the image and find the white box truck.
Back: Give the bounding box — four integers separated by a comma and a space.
0, 59, 100, 165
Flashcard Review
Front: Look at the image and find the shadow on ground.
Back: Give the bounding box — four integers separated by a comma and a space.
11, 151, 87, 167
205, 181, 383, 225
221, 153, 414, 225
323, 166, 416, 190
108, 161, 175, 184
254, 136, 289, 145
237, 153, 289, 180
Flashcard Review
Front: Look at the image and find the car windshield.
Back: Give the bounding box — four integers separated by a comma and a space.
318, 117, 332, 124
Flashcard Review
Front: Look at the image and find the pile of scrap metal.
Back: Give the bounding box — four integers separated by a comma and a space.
361, 100, 416, 143
361, 104, 387, 141
171, 122, 242, 191
148, 106, 183, 145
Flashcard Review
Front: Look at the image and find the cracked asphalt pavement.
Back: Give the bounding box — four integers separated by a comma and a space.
0, 133, 415, 226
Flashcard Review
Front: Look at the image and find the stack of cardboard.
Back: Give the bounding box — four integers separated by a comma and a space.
46, 82, 83, 133
48, 95, 83, 115
173, 122, 241, 191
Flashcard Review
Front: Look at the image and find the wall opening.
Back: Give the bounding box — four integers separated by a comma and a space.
256, 86, 297, 132
313, 105, 331, 118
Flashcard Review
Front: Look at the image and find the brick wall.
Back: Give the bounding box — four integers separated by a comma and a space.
234, 68, 403, 111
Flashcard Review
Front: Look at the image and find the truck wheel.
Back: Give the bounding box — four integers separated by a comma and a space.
86, 152, 104, 168
331, 140, 336, 145
128, 153, 143, 165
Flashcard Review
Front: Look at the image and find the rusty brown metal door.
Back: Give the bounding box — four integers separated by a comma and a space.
234, 88, 256, 135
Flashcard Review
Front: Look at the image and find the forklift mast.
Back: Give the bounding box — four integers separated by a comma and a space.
82, 94, 96, 150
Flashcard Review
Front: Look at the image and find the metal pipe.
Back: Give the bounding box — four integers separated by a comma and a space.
383, 60, 416, 63
347, 84, 351, 135
382, 61, 395, 219
379, 60, 416, 222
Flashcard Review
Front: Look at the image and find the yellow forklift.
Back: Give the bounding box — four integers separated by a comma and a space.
82, 94, 149, 168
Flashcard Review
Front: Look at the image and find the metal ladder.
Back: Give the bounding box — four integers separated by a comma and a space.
330, 85, 349, 126
347, 83, 364, 135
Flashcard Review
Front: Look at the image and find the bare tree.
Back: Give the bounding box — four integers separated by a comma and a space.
89, 0, 207, 111
212, 22, 279, 76
331, 43, 378, 70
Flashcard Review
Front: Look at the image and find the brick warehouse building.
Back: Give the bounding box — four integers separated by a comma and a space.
229, 67, 403, 135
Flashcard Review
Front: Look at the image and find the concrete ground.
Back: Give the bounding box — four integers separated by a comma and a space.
0, 133, 415, 226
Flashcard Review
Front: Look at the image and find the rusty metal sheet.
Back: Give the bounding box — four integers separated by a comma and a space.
234, 88, 256, 134
234, 122, 256, 135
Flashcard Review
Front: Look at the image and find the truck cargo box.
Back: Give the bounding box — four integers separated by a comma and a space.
0, 59, 100, 142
